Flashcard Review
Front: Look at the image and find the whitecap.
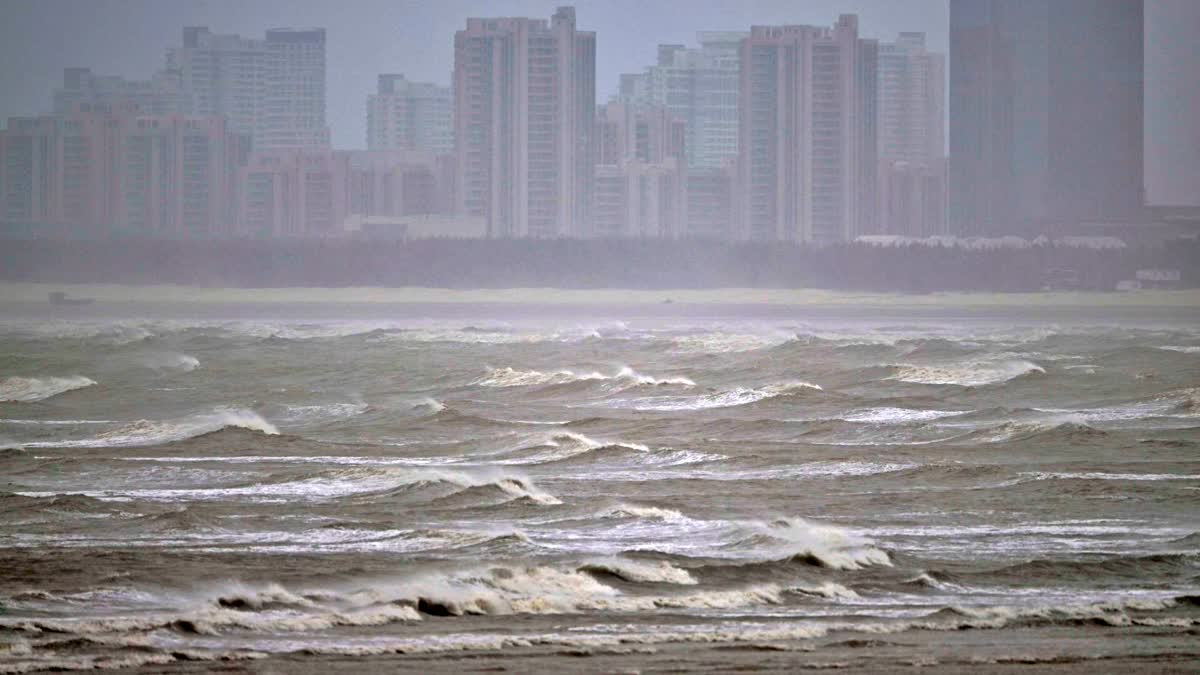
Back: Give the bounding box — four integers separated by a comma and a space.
139, 352, 200, 372
0, 376, 97, 403
841, 408, 968, 424
578, 558, 698, 585
889, 359, 1044, 386
617, 381, 822, 411
24, 408, 277, 448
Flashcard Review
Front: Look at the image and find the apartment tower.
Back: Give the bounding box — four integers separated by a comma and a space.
736, 15, 878, 242
453, 6, 595, 237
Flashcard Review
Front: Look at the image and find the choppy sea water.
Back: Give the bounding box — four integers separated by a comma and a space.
1, 301, 1198, 672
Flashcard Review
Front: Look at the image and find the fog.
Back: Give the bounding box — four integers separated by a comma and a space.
0, 0, 1195, 288
3, 3, 1200, 672
0, 0, 948, 149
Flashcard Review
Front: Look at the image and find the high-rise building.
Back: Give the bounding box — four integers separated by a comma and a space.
168, 27, 270, 139
237, 149, 350, 237
595, 104, 685, 165
877, 158, 949, 237
591, 103, 686, 237
453, 7, 595, 238
617, 32, 744, 169
877, 33, 944, 165
736, 16, 878, 242
366, 75, 453, 155
237, 149, 453, 237
685, 165, 735, 238
168, 26, 329, 151
1144, 0, 1200, 217
348, 150, 450, 219
949, 0, 1144, 235
53, 68, 193, 117
0, 105, 246, 236
258, 28, 329, 151
874, 33, 946, 236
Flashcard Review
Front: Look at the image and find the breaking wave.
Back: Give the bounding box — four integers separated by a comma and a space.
0, 375, 97, 403
491, 431, 660, 466
411, 397, 446, 414
475, 366, 693, 389
726, 517, 891, 570
600, 503, 690, 522
840, 407, 968, 424
624, 381, 823, 411
311, 466, 563, 505
889, 359, 1044, 386
139, 352, 200, 372
578, 558, 698, 585
958, 420, 1109, 445
27, 408, 278, 448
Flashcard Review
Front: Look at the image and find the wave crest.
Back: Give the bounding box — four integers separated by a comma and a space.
578, 558, 697, 585
475, 366, 693, 389
31, 408, 277, 448
732, 517, 890, 570
622, 380, 822, 411
0, 376, 96, 403
889, 359, 1044, 386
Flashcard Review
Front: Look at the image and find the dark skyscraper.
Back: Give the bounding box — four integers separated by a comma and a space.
949, 0, 1144, 235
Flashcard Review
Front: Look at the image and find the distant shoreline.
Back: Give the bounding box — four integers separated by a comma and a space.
2, 282, 1198, 308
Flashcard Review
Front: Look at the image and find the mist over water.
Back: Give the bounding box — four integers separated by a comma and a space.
1, 300, 1198, 670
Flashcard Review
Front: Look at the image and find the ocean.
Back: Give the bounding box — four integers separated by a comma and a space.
1, 297, 1198, 672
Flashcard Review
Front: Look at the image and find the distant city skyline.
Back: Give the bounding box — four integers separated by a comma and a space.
0, 0, 949, 149
0, 0, 1192, 242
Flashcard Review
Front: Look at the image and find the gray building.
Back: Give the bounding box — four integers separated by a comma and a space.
877, 33, 944, 165
366, 75, 453, 155
53, 68, 193, 117
168, 26, 328, 151
618, 32, 744, 169
949, 0, 1144, 235
1145, 0, 1200, 218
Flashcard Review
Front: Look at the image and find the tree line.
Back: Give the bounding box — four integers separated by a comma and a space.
1, 236, 1196, 292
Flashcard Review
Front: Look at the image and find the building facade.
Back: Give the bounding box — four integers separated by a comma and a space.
453, 7, 596, 238
684, 165, 735, 238
53, 68, 193, 118
366, 75, 453, 155
877, 33, 944, 165
236, 149, 350, 237
168, 26, 329, 152
618, 32, 744, 169
591, 103, 685, 237
237, 149, 452, 237
1145, 0, 1200, 217
0, 106, 246, 236
875, 33, 946, 236
258, 28, 329, 151
168, 27, 270, 140
736, 16, 878, 243
949, 0, 1144, 235
876, 158, 948, 237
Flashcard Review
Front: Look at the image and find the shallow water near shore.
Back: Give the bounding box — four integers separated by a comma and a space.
1, 297, 1198, 672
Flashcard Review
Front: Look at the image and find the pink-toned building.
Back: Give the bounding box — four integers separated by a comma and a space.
453, 7, 596, 237
592, 103, 686, 237
0, 104, 246, 236
236, 149, 351, 237
236, 149, 451, 237
348, 150, 450, 219
736, 16, 878, 242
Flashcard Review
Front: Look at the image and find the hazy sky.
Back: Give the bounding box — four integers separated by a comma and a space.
0, 0, 948, 149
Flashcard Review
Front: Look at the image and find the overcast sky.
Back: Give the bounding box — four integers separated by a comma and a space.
0, 0, 948, 149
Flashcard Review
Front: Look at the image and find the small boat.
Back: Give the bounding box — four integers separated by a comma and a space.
48, 292, 95, 306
